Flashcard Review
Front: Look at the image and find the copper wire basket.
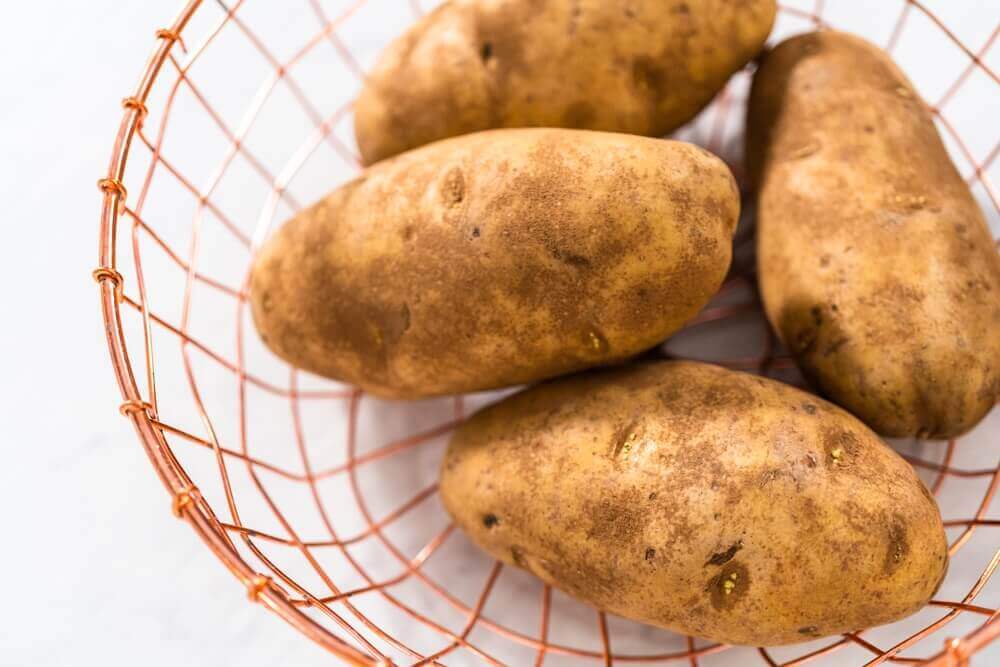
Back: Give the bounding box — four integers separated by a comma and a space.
94, 1, 1000, 665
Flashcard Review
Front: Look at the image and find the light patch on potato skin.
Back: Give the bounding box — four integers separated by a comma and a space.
355, 0, 777, 164
748, 31, 1000, 439
250, 129, 739, 399
440, 361, 948, 646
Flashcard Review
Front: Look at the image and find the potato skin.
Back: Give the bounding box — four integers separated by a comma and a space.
441, 361, 948, 645
250, 129, 738, 399
748, 31, 1000, 439
355, 0, 776, 164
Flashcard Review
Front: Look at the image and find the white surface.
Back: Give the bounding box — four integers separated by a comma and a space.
0, 3, 334, 666
0, 1, 997, 666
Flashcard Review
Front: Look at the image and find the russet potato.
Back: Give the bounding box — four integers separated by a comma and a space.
441, 361, 948, 645
250, 129, 739, 398
355, 0, 776, 164
748, 31, 1000, 439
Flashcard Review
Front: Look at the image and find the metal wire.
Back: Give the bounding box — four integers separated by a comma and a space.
95, 1, 1000, 665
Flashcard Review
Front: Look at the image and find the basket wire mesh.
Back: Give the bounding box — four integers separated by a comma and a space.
95, 1, 1000, 665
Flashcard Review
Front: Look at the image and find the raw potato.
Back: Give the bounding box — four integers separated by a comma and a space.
250, 129, 739, 399
355, 0, 777, 164
748, 31, 1000, 439
441, 361, 948, 645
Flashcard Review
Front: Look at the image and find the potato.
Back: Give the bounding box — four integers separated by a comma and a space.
250, 129, 738, 399
747, 31, 1000, 439
441, 361, 948, 645
354, 0, 777, 164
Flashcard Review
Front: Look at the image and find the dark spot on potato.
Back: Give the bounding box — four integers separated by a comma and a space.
810, 306, 823, 326
673, 2, 690, 14
511, 545, 525, 567
823, 428, 859, 467
586, 488, 645, 543
798, 626, 820, 636
632, 57, 667, 98
800, 495, 822, 524
706, 540, 743, 566
841, 500, 876, 534
648, 492, 658, 501
802, 403, 817, 415
795, 326, 818, 355
480, 42, 493, 63
759, 468, 782, 487
645, 547, 656, 561
471, 226, 481, 238
548, 245, 592, 268
707, 561, 750, 611
584, 327, 610, 355
380, 302, 412, 346
784, 141, 821, 160
884, 516, 909, 574
483, 513, 500, 529
441, 167, 465, 207
610, 420, 640, 461
401, 224, 415, 242
780, 301, 835, 360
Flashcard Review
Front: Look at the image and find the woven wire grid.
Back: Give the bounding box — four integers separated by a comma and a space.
94, 0, 1000, 665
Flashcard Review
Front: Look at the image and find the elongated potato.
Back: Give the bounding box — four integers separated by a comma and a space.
250, 129, 738, 399
355, 0, 777, 164
748, 31, 1000, 439
441, 361, 948, 645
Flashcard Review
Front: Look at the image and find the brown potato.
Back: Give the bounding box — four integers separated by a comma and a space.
355, 0, 777, 164
441, 361, 948, 645
250, 129, 738, 399
747, 31, 1000, 439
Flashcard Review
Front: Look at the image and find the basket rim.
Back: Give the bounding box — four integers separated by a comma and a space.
93, 1, 999, 665
94, 1, 373, 664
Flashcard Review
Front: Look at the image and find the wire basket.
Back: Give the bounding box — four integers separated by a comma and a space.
94, 1, 1000, 665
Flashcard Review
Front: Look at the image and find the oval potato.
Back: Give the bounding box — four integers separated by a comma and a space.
441, 361, 948, 646
250, 129, 739, 399
748, 31, 1000, 439
355, 0, 776, 164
